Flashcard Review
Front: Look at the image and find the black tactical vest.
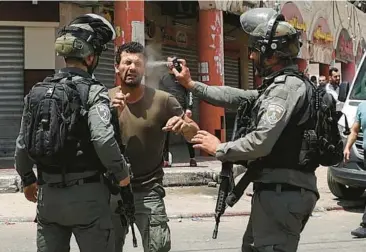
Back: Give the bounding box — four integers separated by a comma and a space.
236, 70, 318, 172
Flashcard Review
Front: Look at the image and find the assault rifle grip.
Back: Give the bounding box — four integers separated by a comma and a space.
117, 185, 138, 248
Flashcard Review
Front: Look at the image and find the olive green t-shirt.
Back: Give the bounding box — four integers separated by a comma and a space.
109, 86, 184, 187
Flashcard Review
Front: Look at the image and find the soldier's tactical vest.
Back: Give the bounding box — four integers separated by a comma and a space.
234, 70, 318, 173
24, 71, 106, 175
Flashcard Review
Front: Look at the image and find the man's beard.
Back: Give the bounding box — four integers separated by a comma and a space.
124, 75, 143, 88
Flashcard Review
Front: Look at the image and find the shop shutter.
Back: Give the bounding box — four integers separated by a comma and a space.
161, 45, 199, 144
94, 41, 115, 89
248, 60, 254, 90
0, 27, 24, 157
224, 54, 240, 141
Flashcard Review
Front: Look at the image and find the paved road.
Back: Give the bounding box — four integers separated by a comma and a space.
0, 210, 365, 252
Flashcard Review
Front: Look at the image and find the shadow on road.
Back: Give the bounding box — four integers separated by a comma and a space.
335, 196, 366, 213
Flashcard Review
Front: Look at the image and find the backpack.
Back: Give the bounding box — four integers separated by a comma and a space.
24, 72, 91, 173
282, 70, 343, 167
313, 86, 344, 166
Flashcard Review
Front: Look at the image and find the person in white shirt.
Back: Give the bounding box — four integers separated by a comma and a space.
325, 67, 343, 111
325, 67, 340, 100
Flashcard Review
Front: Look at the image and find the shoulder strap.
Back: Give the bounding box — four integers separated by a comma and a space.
72, 76, 103, 112
279, 70, 315, 127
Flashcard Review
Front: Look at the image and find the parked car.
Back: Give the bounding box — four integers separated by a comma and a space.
327, 51, 366, 200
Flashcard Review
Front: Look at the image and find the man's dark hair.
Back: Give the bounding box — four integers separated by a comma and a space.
329, 67, 339, 76
310, 75, 317, 83
115, 41, 147, 64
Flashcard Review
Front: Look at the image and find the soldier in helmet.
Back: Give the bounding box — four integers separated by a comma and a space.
171, 8, 319, 252
14, 14, 130, 251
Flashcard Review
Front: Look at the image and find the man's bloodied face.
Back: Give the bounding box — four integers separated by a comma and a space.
116, 51, 145, 88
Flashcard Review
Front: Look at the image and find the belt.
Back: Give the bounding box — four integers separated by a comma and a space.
47, 173, 102, 188
254, 183, 303, 193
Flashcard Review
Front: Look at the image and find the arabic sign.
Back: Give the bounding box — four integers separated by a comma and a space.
335, 28, 354, 63
356, 37, 366, 66
281, 2, 309, 59
161, 26, 196, 48
309, 17, 333, 64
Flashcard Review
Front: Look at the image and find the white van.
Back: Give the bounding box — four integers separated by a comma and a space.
328, 51, 366, 200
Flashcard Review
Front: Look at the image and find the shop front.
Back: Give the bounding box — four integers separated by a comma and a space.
281, 2, 309, 72
355, 37, 366, 67
309, 17, 333, 78
93, 8, 116, 89
223, 38, 241, 140
0, 1, 59, 158
335, 28, 355, 83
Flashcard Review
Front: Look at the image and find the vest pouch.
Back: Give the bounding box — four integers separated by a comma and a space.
298, 130, 319, 171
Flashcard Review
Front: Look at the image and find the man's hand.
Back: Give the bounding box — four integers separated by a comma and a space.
112, 91, 130, 113
191, 130, 221, 156
24, 182, 38, 203
119, 176, 131, 187
344, 148, 351, 163
162, 116, 190, 134
169, 59, 195, 89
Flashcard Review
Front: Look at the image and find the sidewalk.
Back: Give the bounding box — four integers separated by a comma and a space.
0, 143, 248, 192
0, 156, 223, 193
0, 167, 365, 223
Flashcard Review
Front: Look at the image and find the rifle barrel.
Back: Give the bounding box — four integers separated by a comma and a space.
131, 223, 138, 247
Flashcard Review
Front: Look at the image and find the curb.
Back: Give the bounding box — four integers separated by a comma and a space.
0, 169, 221, 193
0, 204, 363, 224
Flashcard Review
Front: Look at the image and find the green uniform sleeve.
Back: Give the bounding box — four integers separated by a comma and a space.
14, 96, 37, 186
88, 84, 129, 182
215, 76, 307, 162
191, 81, 259, 109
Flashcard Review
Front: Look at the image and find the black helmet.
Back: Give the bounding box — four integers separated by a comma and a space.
55, 13, 116, 58
240, 8, 302, 76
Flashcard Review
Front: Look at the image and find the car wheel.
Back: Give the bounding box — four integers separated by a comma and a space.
327, 168, 365, 200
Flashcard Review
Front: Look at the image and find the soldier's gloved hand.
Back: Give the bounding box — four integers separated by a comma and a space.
170, 59, 195, 89
119, 175, 131, 187
23, 182, 38, 203
112, 91, 130, 113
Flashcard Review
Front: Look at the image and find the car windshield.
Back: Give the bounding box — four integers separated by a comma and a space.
349, 57, 366, 100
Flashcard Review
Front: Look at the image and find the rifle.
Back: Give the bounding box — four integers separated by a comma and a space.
212, 99, 258, 239
212, 161, 234, 239
109, 107, 138, 248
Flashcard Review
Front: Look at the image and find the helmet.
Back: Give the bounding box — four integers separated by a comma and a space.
240, 8, 301, 60
55, 13, 116, 59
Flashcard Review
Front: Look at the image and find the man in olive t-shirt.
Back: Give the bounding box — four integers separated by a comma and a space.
109, 42, 199, 252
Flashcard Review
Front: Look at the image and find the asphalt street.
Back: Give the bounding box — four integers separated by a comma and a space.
0, 210, 365, 252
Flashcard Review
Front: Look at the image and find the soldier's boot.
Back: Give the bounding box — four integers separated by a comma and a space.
351, 223, 366, 238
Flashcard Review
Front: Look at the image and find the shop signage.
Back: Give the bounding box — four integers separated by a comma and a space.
161, 26, 196, 48
309, 17, 333, 64
335, 28, 354, 63
281, 2, 309, 59
356, 37, 366, 66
